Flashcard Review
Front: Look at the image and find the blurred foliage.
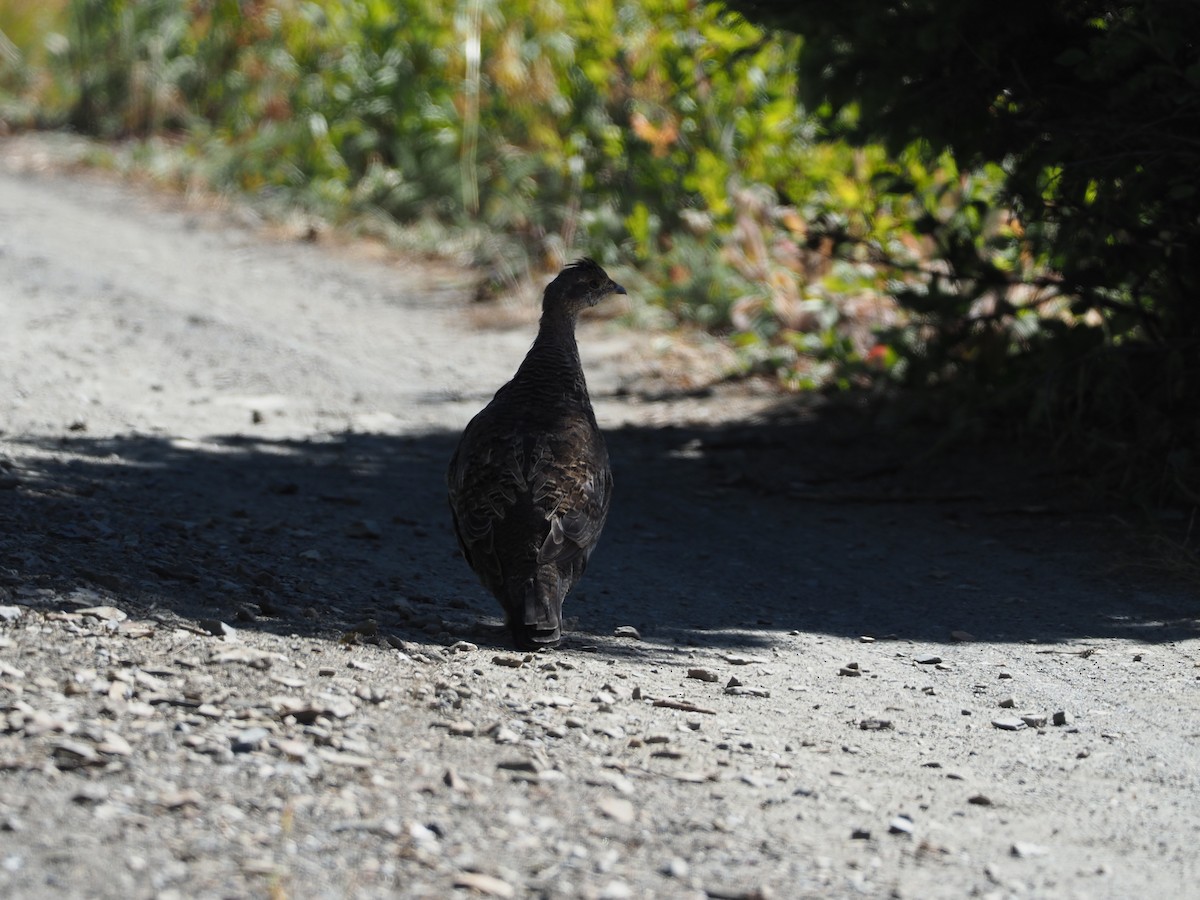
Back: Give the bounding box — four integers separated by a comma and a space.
0, 0, 973, 379
2, 0, 1196, 504
734, 0, 1200, 504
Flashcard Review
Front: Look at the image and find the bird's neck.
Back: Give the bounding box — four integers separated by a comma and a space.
531, 307, 580, 357
517, 307, 586, 386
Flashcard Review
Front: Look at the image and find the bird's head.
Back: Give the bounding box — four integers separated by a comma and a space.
542, 258, 627, 317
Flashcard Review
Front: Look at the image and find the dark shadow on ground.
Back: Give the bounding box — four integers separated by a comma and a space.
2, 412, 1196, 653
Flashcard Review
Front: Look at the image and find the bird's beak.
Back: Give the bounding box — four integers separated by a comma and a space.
612, 282, 627, 295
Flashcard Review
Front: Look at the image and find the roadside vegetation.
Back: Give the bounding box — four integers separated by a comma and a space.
2, 0, 1197, 512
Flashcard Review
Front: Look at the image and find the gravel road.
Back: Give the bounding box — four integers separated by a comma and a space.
1, 138, 1198, 899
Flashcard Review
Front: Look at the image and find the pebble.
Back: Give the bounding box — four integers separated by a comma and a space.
1021, 713, 1049, 728
613, 625, 641, 639
661, 857, 689, 878
98, 732, 133, 756
52, 740, 101, 768
967, 794, 993, 806
1011, 841, 1048, 859
859, 718, 893, 731
991, 717, 1027, 731
346, 519, 382, 539
598, 880, 633, 900
997, 696, 1017, 708
497, 758, 540, 774
888, 815, 915, 835
1052, 710, 1073, 726
77, 606, 127, 623
491, 726, 521, 744
839, 662, 862, 677
452, 872, 514, 898
232, 726, 271, 753
159, 789, 203, 810
0, 606, 21, 623
687, 668, 719, 682
597, 797, 636, 824
274, 739, 309, 759
914, 654, 942, 665
725, 684, 770, 698
198, 619, 236, 637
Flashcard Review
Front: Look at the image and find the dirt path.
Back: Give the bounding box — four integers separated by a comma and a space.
1, 140, 1198, 899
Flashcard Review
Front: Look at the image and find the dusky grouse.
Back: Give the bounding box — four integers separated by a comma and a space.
447, 259, 625, 649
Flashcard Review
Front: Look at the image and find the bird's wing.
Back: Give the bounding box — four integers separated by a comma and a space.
447, 429, 530, 590
535, 426, 612, 566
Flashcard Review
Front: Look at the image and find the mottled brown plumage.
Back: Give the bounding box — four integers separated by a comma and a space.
447, 259, 625, 649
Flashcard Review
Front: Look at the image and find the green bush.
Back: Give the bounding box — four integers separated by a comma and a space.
13, 0, 972, 373
732, 0, 1200, 504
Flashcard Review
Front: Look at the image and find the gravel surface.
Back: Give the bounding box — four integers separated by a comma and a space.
1, 137, 1199, 899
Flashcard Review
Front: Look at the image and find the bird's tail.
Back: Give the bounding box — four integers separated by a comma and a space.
510, 566, 563, 649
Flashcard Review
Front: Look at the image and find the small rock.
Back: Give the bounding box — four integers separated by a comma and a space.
497, 758, 540, 774
97, 732, 133, 756
687, 668, 719, 682
492, 655, 526, 669
991, 716, 1027, 731
355, 684, 388, 704
888, 815, 915, 835
77, 606, 127, 622
448, 720, 477, 737
1021, 713, 1049, 728
346, 519, 382, 540
914, 654, 942, 665
850, 828, 871, 840
839, 662, 862, 677
725, 684, 770, 698
450, 641, 478, 653
232, 727, 271, 753
452, 872, 514, 898
71, 783, 110, 804
597, 797, 635, 824
274, 739, 309, 759
159, 789, 203, 810
661, 858, 689, 879
1052, 710, 1073, 727
859, 718, 893, 731
51, 740, 101, 768
0, 606, 21, 623
1011, 841, 1048, 859
491, 727, 521, 745
315, 749, 374, 767
614, 625, 641, 639
967, 794, 993, 806
997, 696, 1017, 708
198, 619, 236, 638
598, 880, 633, 900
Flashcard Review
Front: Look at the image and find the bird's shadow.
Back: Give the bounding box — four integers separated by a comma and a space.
1, 413, 1196, 656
